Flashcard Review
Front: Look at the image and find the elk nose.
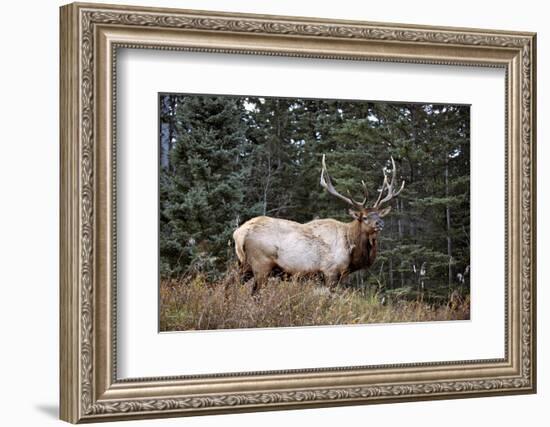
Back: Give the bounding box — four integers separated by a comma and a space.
376, 219, 384, 230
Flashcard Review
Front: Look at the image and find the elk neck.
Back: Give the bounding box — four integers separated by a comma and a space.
346, 220, 377, 272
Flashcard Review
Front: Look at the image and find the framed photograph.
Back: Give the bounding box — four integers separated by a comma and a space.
60, 2, 536, 423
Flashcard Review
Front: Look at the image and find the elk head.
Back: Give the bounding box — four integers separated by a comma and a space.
320, 155, 405, 237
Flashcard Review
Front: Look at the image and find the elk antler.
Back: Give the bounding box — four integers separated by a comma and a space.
320, 155, 405, 210
346, 180, 369, 207
372, 157, 405, 208
320, 154, 364, 209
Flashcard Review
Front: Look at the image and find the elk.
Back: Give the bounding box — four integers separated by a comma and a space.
233, 155, 404, 292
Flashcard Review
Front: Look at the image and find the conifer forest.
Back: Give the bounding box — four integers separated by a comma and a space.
159, 94, 471, 331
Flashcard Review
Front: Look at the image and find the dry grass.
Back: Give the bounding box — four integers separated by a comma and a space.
160, 269, 470, 331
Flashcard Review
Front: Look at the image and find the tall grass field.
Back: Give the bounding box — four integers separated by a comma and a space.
160, 268, 469, 332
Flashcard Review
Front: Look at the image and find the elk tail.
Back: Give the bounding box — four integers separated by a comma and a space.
232, 227, 247, 265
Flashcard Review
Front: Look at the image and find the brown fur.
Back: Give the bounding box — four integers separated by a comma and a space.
348, 220, 377, 273
347, 208, 381, 272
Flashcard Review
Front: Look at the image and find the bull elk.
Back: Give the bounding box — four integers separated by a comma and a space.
233, 155, 405, 292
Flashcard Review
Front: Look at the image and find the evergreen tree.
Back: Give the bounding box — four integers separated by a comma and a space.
160, 95, 250, 276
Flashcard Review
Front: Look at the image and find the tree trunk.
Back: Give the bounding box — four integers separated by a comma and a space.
167, 95, 178, 171
445, 157, 453, 289
389, 257, 394, 289
160, 123, 170, 170
397, 199, 405, 288
262, 155, 272, 216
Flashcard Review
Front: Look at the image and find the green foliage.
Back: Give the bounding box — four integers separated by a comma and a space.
160, 96, 251, 277
159, 94, 470, 302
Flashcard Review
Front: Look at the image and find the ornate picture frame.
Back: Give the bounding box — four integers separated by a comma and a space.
60, 2, 536, 423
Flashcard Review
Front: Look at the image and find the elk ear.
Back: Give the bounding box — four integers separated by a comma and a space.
348, 209, 361, 220
378, 206, 392, 217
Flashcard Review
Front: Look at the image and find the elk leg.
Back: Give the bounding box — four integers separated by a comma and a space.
251, 271, 269, 295
324, 271, 340, 290
238, 263, 254, 283
250, 258, 274, 295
